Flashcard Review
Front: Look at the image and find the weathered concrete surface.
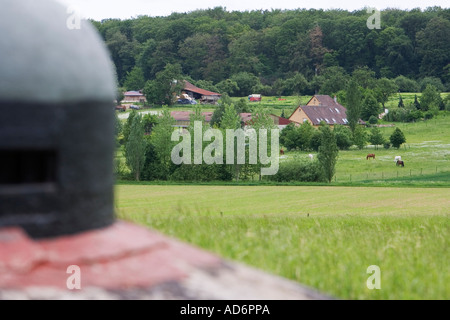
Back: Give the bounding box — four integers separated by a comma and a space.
0, 221, 331, 300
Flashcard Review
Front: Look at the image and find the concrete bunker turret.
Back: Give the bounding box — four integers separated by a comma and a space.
0, 0, 117, 238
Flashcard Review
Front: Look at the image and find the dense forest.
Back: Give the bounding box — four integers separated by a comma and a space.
91, 6, 450, 98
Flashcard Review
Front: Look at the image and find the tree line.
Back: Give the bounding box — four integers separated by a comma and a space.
92, 6, 450, 101
115, 100, 352, 183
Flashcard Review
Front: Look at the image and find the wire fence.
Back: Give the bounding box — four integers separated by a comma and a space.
334, 166, 448, 182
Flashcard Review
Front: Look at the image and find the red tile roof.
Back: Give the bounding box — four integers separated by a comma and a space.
277, 116, 293, 125
183, 81, 221, 96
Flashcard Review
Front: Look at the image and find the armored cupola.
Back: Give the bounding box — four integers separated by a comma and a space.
0, 0, 117, 238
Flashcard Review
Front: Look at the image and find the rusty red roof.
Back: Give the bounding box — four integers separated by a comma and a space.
277, 116, 293, 125
183, 81, 221, 96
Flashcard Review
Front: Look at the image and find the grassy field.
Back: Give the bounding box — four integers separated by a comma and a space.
115, 184, 449, 300
281, 112, 450, 184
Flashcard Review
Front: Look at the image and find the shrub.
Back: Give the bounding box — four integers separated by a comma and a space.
368, 115, 378, 124
268, 158, 325, 182
424, 111, 434, 120
420, 84, 443, 111
309, 130, 322, 151
169, 164, 231, 182
390, 128, 406, 149
405, 110, 423, 122
383, 108, 408, 122
333, 125, 353, 150
369, 127, 385, 149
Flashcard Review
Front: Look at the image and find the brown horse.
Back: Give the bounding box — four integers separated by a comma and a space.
366, 154, 376, 160
280, 149, 284, 155
396, 160, 405, 167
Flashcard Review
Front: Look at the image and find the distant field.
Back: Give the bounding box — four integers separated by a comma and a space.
284, 113, 450, 184
115, 184, 450, 300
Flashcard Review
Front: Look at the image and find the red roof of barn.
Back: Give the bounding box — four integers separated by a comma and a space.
183, 81, 221, 96
277, 116, 293, 125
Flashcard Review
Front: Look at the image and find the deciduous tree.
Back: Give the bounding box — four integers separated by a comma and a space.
317, 125, 338, 183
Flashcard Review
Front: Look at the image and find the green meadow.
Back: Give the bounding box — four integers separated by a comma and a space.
116, 184, 449, 300
283, 112, 450, 185
116, 95, 449, 300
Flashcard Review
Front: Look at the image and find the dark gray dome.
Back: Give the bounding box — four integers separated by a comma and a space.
0, 0, 117, 238
0, 0, 116, 103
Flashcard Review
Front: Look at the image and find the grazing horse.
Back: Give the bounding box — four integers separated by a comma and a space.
280, 149, 284, 155
366, 153, 376, 160
396, 160, 405, 167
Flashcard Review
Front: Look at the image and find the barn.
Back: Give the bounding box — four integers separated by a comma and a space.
181, 81, 222, 104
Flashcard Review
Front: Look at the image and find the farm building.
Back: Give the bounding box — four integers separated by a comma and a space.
289, 95, 350, 127
171, 111, 213, 128
170, 111, 292, 131
122, 90, 146, 103
182, 81, 222, 104
241, 113, 294, 130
